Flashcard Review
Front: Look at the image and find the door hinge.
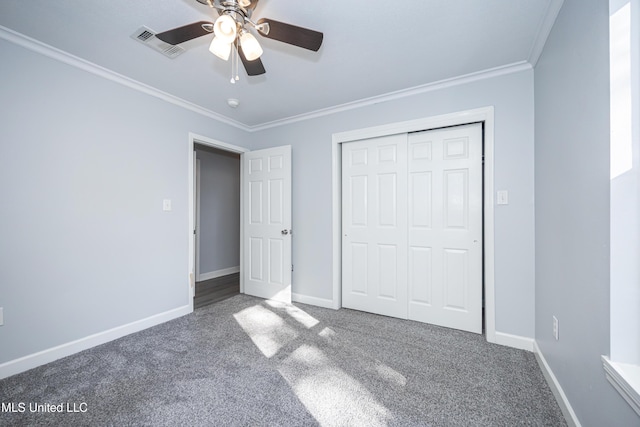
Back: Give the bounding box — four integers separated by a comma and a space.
291, 264, 294, 272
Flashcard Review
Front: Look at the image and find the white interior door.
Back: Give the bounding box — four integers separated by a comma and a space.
407, 123, 483, 333
243, 145, 292, 303
341, 124, 483, 334
342, 134, 408, 318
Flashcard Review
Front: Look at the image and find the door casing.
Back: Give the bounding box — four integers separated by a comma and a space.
332, 107, 497, 344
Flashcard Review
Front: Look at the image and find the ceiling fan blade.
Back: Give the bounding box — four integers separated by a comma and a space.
256, 18, 323, 51
237, 43, 266, 76
156, 21, 213, 45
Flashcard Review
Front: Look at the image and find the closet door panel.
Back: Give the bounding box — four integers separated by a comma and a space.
342, 134, 408, 319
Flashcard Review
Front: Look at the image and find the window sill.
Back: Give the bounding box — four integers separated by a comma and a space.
602, 356, 640, 416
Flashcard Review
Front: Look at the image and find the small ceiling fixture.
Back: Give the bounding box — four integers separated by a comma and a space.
227, 98, 240, 108
154, 0, 323, 81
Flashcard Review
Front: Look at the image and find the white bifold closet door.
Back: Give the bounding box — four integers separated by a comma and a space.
342, 123, 483, 334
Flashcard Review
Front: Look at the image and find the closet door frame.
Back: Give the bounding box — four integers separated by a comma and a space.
331, 106, 497, 344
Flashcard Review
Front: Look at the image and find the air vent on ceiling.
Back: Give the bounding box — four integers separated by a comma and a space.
136, 29, 154, 42
130, 26, 186, 59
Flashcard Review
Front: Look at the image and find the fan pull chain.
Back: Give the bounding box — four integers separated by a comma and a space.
229, 43, 240, 84
230, 48, 235, 84
235, 45, 239, 82
230, 42, 236, 84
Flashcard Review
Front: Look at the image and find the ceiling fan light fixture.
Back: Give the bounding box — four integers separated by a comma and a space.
209, 36, 231, 60
240, 31, 263, 61
213, 14, 237, 44
155, 2, 324, 78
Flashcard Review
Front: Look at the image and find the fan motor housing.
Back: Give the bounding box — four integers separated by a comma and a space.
197, 0, 255, 17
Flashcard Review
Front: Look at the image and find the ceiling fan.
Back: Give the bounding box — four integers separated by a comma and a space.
155, 0, 323, 77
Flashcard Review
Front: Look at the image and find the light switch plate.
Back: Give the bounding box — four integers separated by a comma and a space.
163, 199, 172, 211
0, 307, 4, 326
497, 190, 509, 205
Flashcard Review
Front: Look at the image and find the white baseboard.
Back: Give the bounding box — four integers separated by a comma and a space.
494, 331, 535, 351
197, 266, 240, 282
0, 305, 191, 380
292, 293, 336, 309
533, 341, 582, 427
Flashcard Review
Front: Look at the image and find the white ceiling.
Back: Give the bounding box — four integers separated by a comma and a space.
0, 0, 559, 129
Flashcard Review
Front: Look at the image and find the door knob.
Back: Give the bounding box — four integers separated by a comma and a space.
281, 229, 289, 235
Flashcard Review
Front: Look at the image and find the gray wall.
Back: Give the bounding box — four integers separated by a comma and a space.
251, 69, 537, 338
534, 0, 638, 424
4, 7, 636, 423
195, 146, 240, 275
0, 38, 250, 364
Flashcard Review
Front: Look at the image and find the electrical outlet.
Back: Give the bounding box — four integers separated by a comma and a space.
553, 315, 559, 340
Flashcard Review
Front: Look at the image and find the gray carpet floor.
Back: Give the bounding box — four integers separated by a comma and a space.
0, 295, 566, 426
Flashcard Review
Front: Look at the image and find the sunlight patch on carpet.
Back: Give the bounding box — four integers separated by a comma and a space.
233, 305, 298, 358
265, 299, 320, 329
278, 344, 392, 426
375, 360, 407, 387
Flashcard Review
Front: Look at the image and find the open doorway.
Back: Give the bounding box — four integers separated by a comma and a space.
188, 133, 292, 309
193, 143, 241, 309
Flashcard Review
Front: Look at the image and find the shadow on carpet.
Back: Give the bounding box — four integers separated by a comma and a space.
0, 295, 566, 426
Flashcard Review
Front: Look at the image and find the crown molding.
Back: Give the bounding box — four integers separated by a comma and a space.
0, 25, 250, 132
2, 24, 536, 134
528, 0, 564, 66
246, 61, 533, 132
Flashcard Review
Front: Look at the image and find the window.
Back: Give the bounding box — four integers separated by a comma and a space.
604, 0, 640, 416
